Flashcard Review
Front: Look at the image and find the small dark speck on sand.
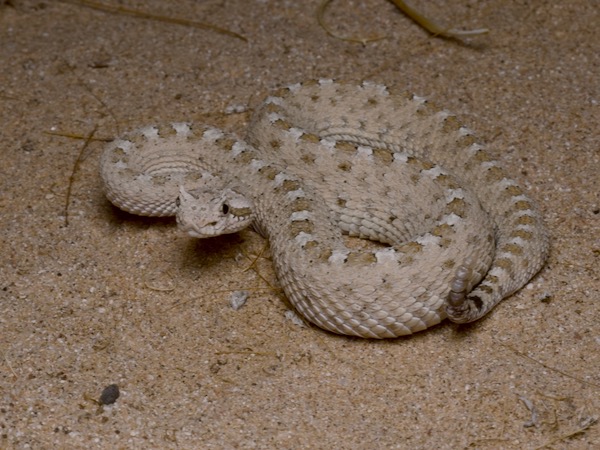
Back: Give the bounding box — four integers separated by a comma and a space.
99, 384, 120, 405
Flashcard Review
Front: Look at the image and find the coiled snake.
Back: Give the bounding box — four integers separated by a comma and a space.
100, 80, 549, 338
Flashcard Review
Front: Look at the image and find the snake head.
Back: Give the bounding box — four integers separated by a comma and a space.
175, 186, 255, 238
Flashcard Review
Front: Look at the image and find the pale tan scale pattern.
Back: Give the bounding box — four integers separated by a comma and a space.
100, 81, 548, 338
249, 80, 549, 325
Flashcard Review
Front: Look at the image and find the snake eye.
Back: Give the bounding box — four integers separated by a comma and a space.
221, 203, 229, 215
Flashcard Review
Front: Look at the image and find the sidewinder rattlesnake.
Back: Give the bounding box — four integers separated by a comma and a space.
100, 80, 549, 338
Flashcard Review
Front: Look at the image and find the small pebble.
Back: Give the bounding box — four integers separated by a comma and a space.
224, 104, 247, 114
99, 384, 120, 405
285, 310, 305, 327
230, 291, 249, 310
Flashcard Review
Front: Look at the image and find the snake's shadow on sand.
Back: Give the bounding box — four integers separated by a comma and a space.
103, 201, 248, 268
101, 201, 497, 340
181, 232, 249, 269
317, 317, 485, 345
101, 201, 174, 231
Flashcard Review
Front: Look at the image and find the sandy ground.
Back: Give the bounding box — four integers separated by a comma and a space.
1, 1, 598, 448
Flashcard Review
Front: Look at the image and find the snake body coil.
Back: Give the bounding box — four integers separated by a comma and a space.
101, 80, 549, 338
